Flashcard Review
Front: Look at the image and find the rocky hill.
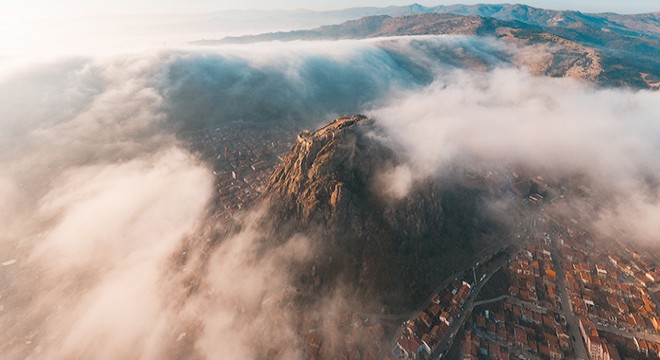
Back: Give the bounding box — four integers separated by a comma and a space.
259, 115, 504, 309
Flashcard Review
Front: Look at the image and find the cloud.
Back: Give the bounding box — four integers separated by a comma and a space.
193, 216, 313, 359
377, 164, 415, 200
159, 36, 512, 131
28, 151, 210, 359
0, 37, 472, 359
370, 68, 660, 244
1, 34, 658, 360
0, 51, 215, 359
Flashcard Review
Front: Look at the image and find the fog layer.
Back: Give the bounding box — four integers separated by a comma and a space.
372, 69, 660, 244
0, 36, 658, 359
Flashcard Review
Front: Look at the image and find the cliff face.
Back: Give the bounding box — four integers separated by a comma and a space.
261, 115, 497, 309
267, 115, 370, 223
266, 116, 400, 226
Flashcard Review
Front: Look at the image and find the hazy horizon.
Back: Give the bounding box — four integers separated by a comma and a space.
5, 0, 660, 15
2, 1, 657, 60
1, 2, 659, 359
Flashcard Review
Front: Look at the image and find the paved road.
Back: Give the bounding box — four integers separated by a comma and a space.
473, 328, 543, 360
473, 295, 510, 307
649, 283, 660, 294
385, 243, 510, 358
507, 297, 549, 315
595, 323, 660, 343
431, 255, 510, 359
549, 233, 589, 360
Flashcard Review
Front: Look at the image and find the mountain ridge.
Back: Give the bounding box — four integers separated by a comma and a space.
194, 11, 659, 89
195, 3, 660, 41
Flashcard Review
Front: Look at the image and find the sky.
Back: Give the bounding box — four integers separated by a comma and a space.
3, 0, 659, 15
1, 33, 659, 359
1, 0, 657, 59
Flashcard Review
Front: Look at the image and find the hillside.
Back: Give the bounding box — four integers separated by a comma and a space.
194, 8, 659, 89
196, 4, 660, 40
257, 115, 505, 309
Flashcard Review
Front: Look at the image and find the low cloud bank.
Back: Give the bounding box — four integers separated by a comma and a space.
0, 35, 658, 359
6, 36, 497, 359
160, 36, 511, 131
372, 68, 660, 244
0, 49, 214, 359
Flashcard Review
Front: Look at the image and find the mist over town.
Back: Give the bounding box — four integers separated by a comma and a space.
1, 2, 659, 359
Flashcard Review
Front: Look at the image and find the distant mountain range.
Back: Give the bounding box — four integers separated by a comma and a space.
416, 4, 659, 38
201, 13, 521, 43
195, 4, 659, 39
193, 4, 660, 89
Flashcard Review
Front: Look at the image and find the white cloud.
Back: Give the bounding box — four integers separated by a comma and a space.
371, 68, 660, 244
1, 35, 659, 360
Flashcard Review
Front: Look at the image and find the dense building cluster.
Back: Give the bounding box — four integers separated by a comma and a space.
183, 126, 660, 360
391, 281, 473, 360
183, 124, 295, 218
466, 244, 573, 360
551, 217, 660, 359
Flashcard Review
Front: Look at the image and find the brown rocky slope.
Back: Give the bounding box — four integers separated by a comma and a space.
259, 115, 506, 309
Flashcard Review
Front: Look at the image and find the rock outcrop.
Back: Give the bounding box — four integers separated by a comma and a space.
260, 115, 500, 309
266, 115, 395, 226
